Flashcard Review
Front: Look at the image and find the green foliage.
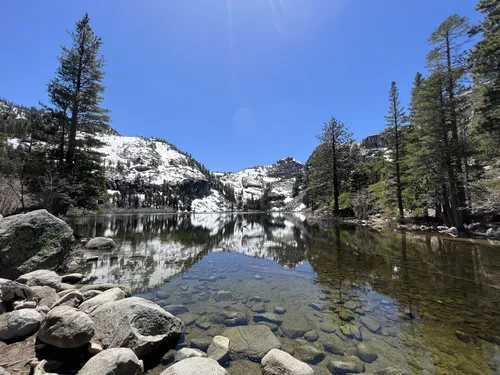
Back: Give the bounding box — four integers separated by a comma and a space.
337, 192, 353, 209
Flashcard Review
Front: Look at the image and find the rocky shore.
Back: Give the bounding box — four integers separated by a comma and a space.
0, 269, 325, 375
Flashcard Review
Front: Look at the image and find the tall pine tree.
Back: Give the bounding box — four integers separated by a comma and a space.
385, 81, 406, 220
48, 13, 110, 170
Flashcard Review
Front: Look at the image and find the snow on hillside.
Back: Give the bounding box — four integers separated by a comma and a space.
99, 134, 205, 185
217, 157, 303, 208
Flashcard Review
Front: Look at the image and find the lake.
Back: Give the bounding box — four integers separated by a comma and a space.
69, 213, 500, 374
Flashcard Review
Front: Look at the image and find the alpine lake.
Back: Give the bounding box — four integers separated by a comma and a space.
68, 213, 500, 375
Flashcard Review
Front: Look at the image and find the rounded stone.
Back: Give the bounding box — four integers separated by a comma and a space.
38, 306, 95, 348
0, 309, 43, 340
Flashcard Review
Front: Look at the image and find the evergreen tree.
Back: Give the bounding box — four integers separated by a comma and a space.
48, 13, 110, 169
316, 117, 354, 214
385, 82, 406, 220
470, 0, 500, 143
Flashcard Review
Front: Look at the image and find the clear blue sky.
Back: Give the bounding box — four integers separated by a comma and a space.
1, 0, 481, 172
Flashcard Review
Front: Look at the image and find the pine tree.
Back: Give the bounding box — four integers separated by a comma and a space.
48, 13, 110, 169
316, 117, 354, 214
385, 81, 406, 220
470, 0, 500, 144
425, 14, 472, 230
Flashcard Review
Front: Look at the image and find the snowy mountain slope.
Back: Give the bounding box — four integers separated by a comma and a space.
216, 157, 303, 209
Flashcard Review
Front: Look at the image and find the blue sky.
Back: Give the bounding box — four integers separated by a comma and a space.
1, 0, 481, 172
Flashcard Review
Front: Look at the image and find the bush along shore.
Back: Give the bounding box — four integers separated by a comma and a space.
0, 210, 327, 375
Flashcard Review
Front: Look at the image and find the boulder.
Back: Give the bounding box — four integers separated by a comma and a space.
0, 302, 7, 313
160, 357, 227, 375
78, 348, 143, 375
0, 309, 43, 339
323, 335, 344, 355
31, 286, 59, 308
17, 270, 62, 290
38, 306, 94, 348
51, 290, 84, 309
222, 325, 282, 362
79, 283, 131, 297
90, 297, 183, 359
174, 347, 207, 362
85, 237, 116, 250
0, 281, 34, 302
261, 349, 314, 375
207, 335, 230, 364
0, 210, 74, 276
326, 356, 364, 374
79, 288, 126, 313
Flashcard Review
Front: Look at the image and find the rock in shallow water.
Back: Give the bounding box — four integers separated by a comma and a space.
38, 306, 95, 348
356, 342, 378, 363
326, 355, 364, 374
0, 309, 43, 339
174, 347, 207, 362
280, 320, 310, 339
160, 357, 227, 375
207, 335, 230, 364
78, 348, 143, 375
360, 316, 381, 333
222, 324, 282, 362
261, 349, 313, 375
293, 345, 324, 365
90, 297, 183, 360
85, 237, 116, 249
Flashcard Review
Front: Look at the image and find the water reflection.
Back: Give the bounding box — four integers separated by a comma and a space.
69, 213, 500, 374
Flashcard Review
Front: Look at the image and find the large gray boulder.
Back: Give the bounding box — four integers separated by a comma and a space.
17, 270, 62, 290
0, 281, 34, 302
90, 297, 183, 359
0, 309, 43, 339
0, 210, 74, 276
31, 285, 60, 308
78, 348, 143, 375
79, 288, 126, 314
85, 237, 116, 250
222, 325, 282, 362
160, 357, 227, 375
51, 290, 84, 309
38, 306, 95, 348
261, 349, 314, 375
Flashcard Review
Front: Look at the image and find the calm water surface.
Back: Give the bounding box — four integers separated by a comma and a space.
69, 213, 500, 374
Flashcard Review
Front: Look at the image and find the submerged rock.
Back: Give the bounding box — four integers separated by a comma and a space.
261, 349, 313, 375
326, 355, 364, 374
253, 313, 282, 326
360, 316, 381, 333
207, 335, 230, 364
222, 324, 282, 362
85, 237, 116, 250
78, 348, 143, 375
214, 290, 233, 302
293, 345, 324, 365
0, 210, 73, 276
213, 310, 248, 326
280, 320, 310, 339
356, 342, 378, 363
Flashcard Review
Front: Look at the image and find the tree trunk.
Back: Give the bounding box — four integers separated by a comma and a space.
332, 139, 339, 214
393, 97, 404, 220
